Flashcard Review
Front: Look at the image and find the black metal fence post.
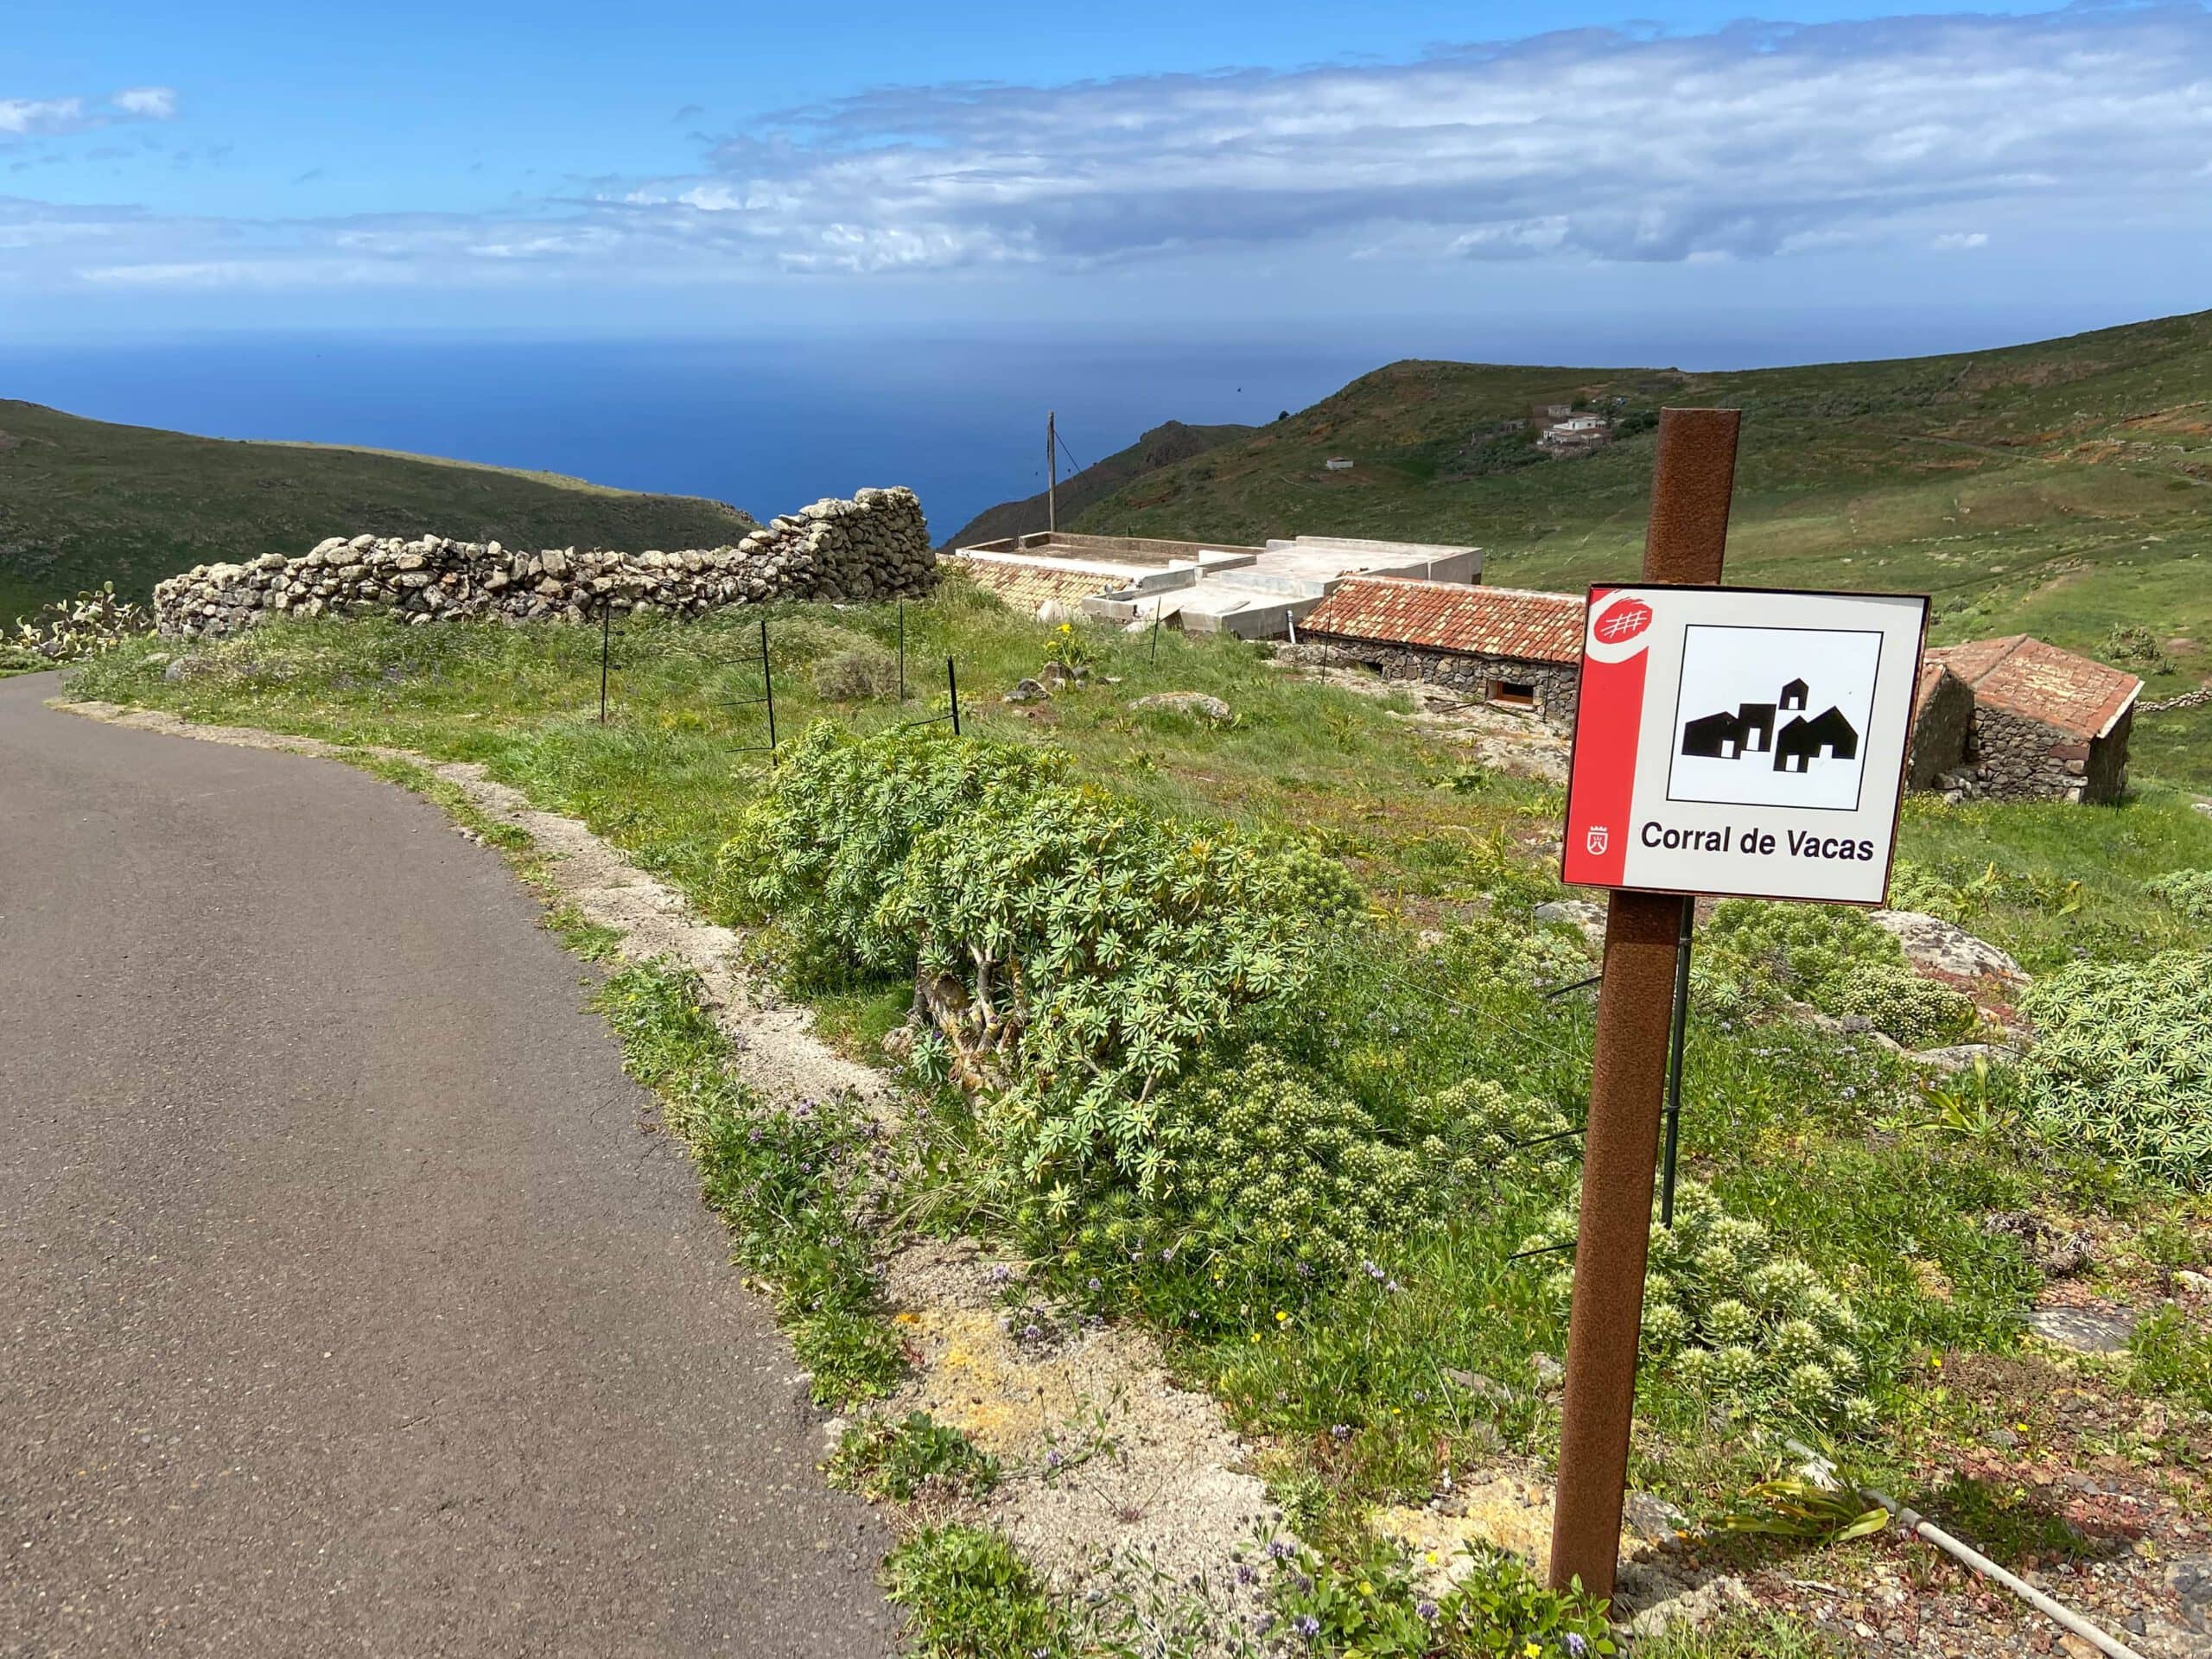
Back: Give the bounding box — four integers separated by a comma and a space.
760, 616, 778, 760
947, 656, 961, 736
599, 598, 612, 723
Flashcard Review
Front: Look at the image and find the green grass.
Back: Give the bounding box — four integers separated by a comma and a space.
883, 1527, 1074, 1659
0, 397, 758, 623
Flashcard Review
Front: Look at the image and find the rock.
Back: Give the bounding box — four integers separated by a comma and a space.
1985, 1211, 2094, 1277
1036, 600, 1074, 626
1534, 899, 1606, 946
1530, 1353, 1564, 1389
1004, 678, 1051, 704
2172, 1556, 2212, 1634
1129, 691, 1232, 722
2178, 1269, 2212, 1296
1869, 910, 2028, 983
2028, 1302, 2136, 1354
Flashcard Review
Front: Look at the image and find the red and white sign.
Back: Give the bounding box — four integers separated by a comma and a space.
1561, 584, 1929, 905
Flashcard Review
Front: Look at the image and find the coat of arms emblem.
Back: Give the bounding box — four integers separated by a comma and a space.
1585, 824, 1610, 855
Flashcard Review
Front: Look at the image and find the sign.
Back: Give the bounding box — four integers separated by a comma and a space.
1562, 584, 1929, 905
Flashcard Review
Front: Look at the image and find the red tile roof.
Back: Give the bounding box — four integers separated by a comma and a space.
1300, 577, 1583, 664
1927, 634, 2142, 740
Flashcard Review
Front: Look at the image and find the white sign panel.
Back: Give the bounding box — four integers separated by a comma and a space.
1561, 584, 1929, 904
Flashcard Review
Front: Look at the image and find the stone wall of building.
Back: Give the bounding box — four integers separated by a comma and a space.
1300, 639, 1580, 731
1906, 668, 1974, 789
1948, 706, 2127, 804
155, 487, 933, 640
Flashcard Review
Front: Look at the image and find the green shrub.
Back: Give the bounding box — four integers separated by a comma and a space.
1701, 899, 1972, 1047
883, 1526, 1069, 1659
1530, 1181, 1877, 1437
8, 582, 152, 661
2103, 623, 2171, 672
2148, 869, 2212, 925
1262, 1536, 1615, 1655
1067, 1051, 1568, 1280
2130, 1306, 2212, 1410
810, 642, 899, 702
735, 723, 1363, 1201
2019, 952, 2212, 1188
1827, 963, 1976, 1049
829, 1411, 999, 1501
1885, 860, 1974, 923
727, 721, 1064, 969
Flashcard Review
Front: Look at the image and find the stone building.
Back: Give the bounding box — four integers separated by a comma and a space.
1295, 576, 1585, 731
1906, 660, 1975, 790
1922, 635, 2143, 804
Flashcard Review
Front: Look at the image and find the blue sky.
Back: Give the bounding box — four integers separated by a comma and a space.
5, 0, 2209, 356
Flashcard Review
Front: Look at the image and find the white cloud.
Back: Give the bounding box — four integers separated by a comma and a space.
111, 86, 178, 120
2, 84, 178, 142
0, 99, 86, 137
10, 5, 2212, 291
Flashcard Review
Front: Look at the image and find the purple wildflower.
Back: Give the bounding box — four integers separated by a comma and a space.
1416, 1599, 1439, 1622
1295, 1614, 1320, 1638
1330, 1423, 1351, 1442
1267, 1539, 1294, 1560
1567, 1637, 1588, 1657
1023, 1323, 1041, 1341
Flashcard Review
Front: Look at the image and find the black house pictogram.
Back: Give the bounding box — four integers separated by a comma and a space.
1773, 706, 1859, 772
1682, 680, 1857, 771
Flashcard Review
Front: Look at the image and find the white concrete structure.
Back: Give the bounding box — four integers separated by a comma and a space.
947, 531, 1481, 640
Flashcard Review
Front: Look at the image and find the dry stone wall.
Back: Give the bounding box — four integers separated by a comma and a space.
1293, 639, 1580, 732
155, 486, 933, 639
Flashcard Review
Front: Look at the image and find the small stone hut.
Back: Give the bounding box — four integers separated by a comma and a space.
1923, 635, 2143, 804
1296, 576, 1584, 731
1906, 660, 1975, 790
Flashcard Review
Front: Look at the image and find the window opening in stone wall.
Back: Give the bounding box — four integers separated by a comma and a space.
1491, 678, 1536, 709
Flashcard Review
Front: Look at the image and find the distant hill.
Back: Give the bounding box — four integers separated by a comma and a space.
0, 400, 759, 625
1042, 311, 2212, 782
941, 419, 1256, 550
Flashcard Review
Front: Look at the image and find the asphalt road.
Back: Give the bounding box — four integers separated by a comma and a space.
0, 674, 895, 1657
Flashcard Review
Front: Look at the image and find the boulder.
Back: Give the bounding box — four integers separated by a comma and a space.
1129, 690, 1233, 723
1534, 899, 1606, 945
1868, 910, 2027, 984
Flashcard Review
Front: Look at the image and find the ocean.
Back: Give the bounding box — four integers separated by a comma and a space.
0, 334, 1391, 541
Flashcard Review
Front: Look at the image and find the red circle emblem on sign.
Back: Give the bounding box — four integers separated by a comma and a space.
1593, 595, 1654, 645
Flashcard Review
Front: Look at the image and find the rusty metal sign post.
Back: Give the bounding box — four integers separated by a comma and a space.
1547, 408, 1741, 1603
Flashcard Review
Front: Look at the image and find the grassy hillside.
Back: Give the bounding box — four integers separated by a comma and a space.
0, 399, 759, 625
939, 418, 1255, 550
1052, 310, 2212, 781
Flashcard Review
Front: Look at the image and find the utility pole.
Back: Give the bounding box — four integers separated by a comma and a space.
1548, 408, 1740, 1605
1046, 410, 1058, 534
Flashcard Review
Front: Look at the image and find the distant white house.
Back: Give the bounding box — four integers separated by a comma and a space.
1325, 456, 1355, 472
